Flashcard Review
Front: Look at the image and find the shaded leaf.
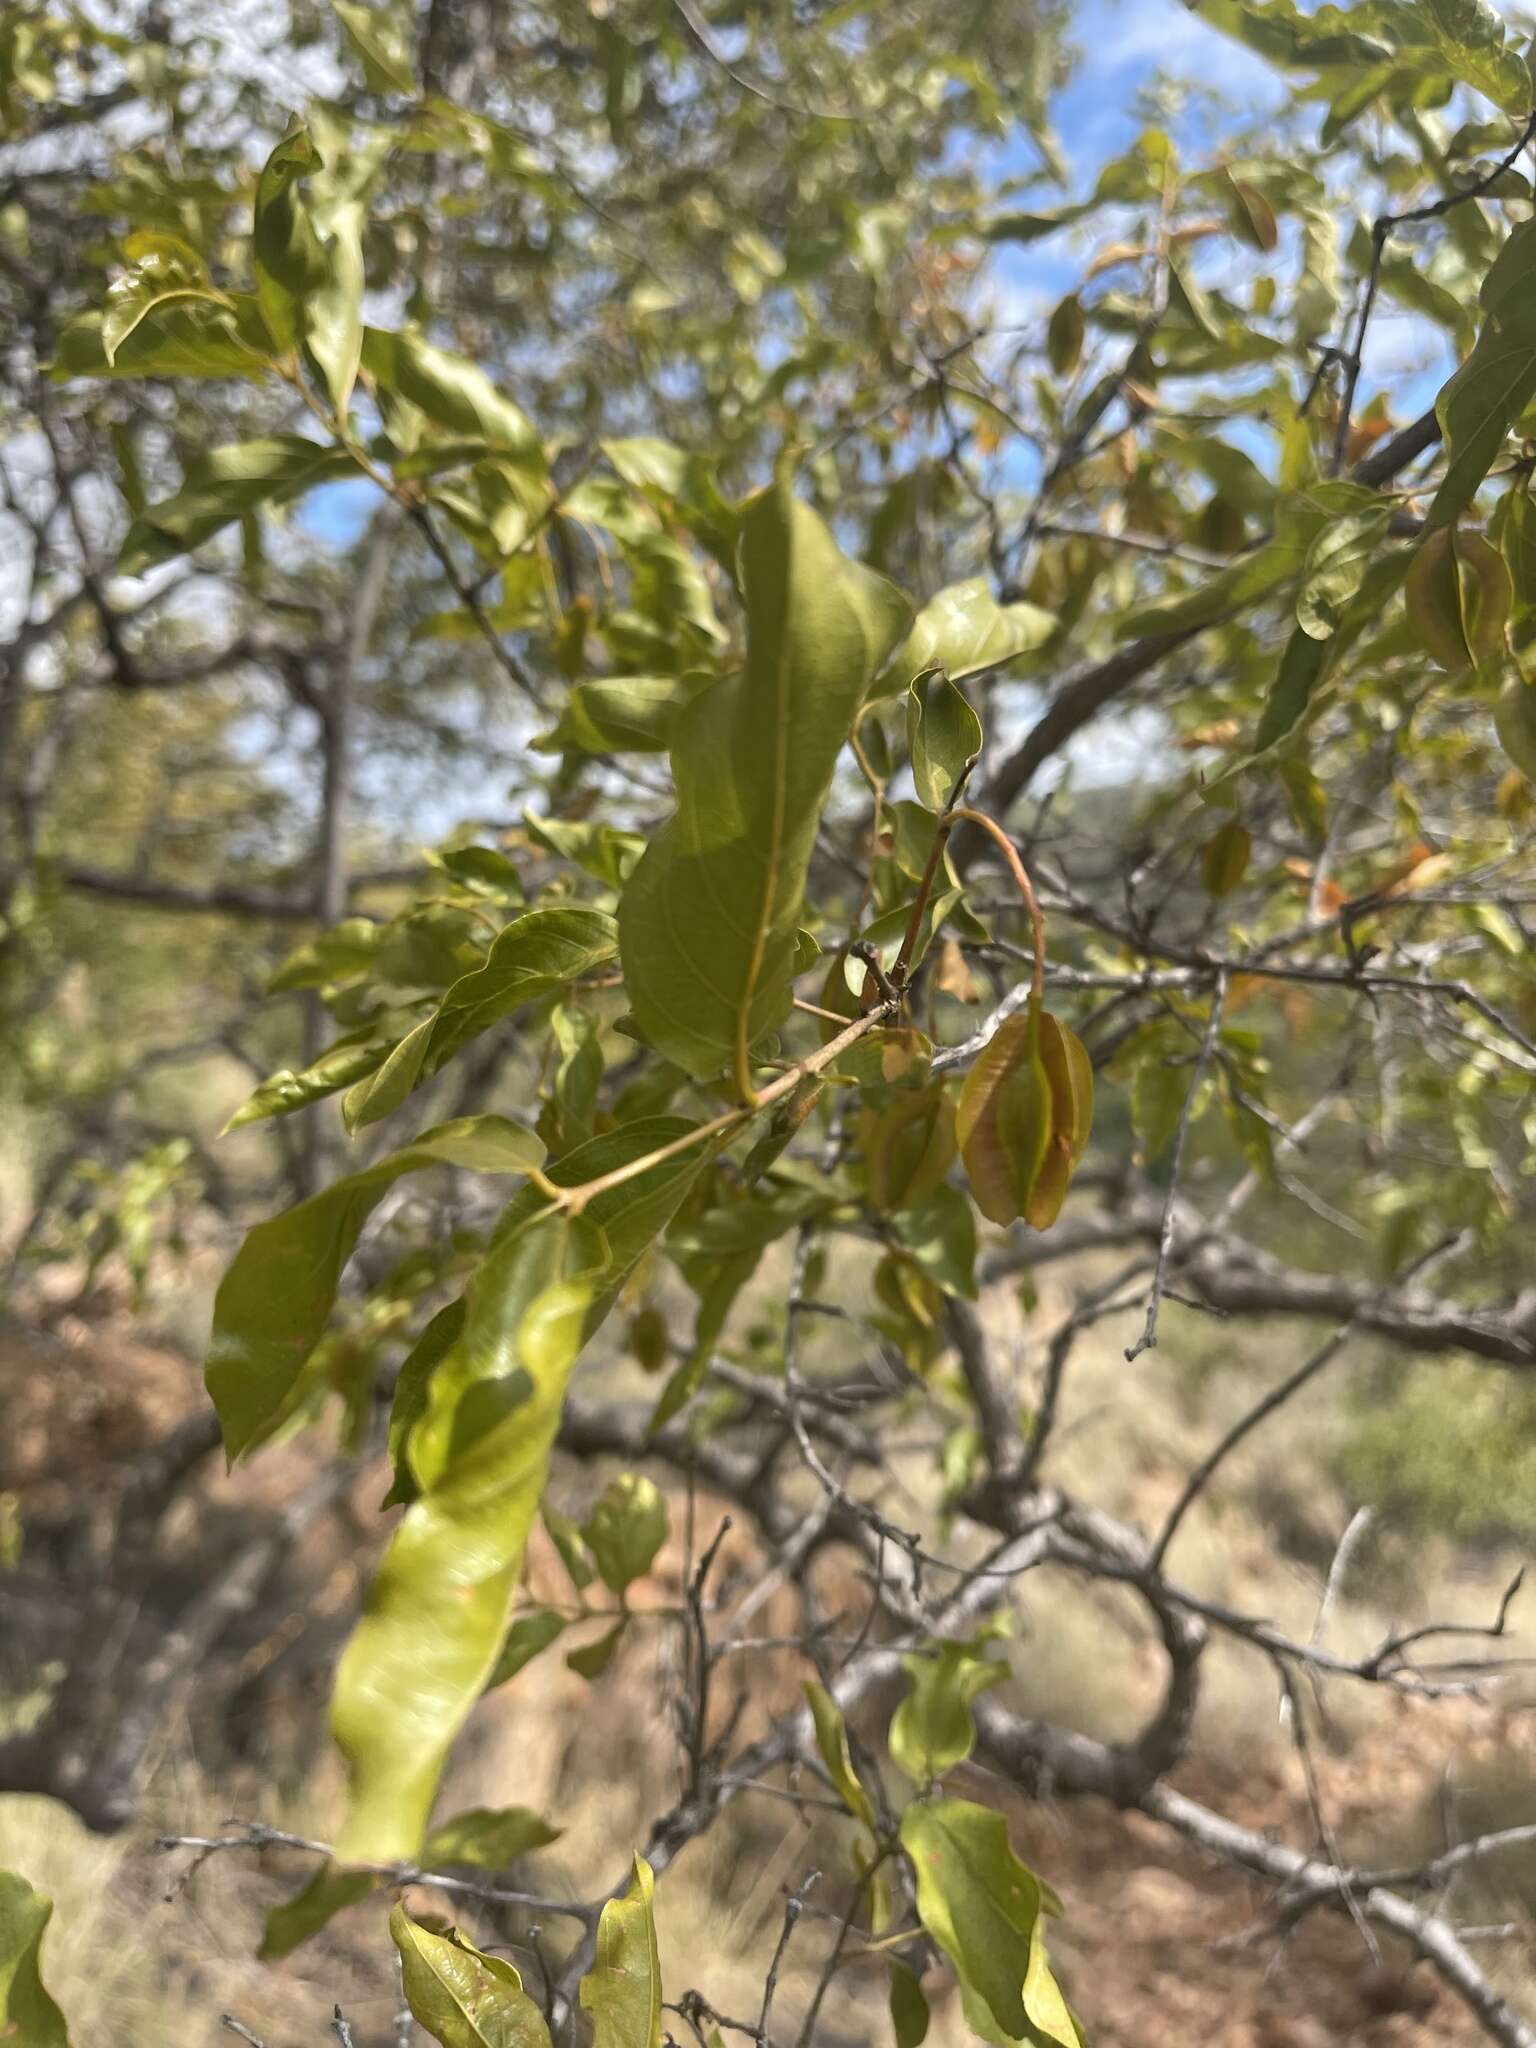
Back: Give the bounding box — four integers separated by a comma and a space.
582, 1474, 668, 1594
207, 1116, 545, 1461
907, 668, 982, 812
344, 907, 617, 1131
421, 1808, 562, 1868
260, 1865, 378, 1961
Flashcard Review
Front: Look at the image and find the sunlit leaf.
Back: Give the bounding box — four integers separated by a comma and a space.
0, 1871, 70, 2048
391, 1906, 553, 2048
332, 1121, 701, 1861
618, 470, 908, 1095
901, 1798, 1081, 2048
579, 1856, 662, 2048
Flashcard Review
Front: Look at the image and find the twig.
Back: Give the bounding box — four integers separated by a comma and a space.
1125, 969, 1227, 1362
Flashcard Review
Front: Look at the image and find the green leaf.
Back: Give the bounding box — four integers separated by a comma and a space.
577, 1859, 663, 2048
888, 1184, 977, 1300
1295, 505, 1392, 639
485, 1610, 568, 1689
207, 1115, 546, 1461
391, 1905, 553, 2048
101, 230, 226, 366
900, 1799, 1081, 2048
907, 668, 982, 812
567, 1618, 627, 1679
53, 293, 274, 381
618, 472, 909, 1094
331, 1120, 702, 1861
1405, 525, 1512, 670
805, 1679, 877, 1830
582, 1474, 668, 1594
1200, 819, 1252, 898
889, 578, 1055, 695
1419, 0, 1531, 112
120, 436, 358, 574
384, 1300, 467, 1507
890, 1633, 1009, 1782
260, 1865, 379, 1960
1249, 624, 1331, 758
0, 1871, 70, 2048
533, 676, 711, 755
332, 0, 418, 93
268, 916, 382, 992
420, 1807, 562, 1868
362, 327, 541, 460
580, 1856, 662, 2048
1429, 219, 1536, 529
223, 1029, 393, 1130
252, 114, 375, 415
977, 203, 1093, 245
1046, 293, 1084, 377
889, 1959, 930, 2048
344, 907, 618, 1131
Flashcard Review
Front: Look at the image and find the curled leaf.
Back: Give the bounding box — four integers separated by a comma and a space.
957, 1002, 1092, 1231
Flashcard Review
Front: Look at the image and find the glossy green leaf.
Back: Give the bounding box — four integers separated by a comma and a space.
901, 1799, 1081, 2048
120, 435, 357, 574
888, 1184, 977, 1300
907, 668, 982, 812
582, 1474, 668, 1594
889, 578, 1055, 696
391, 1905, 553, 2048
567, 1618, 627, 1679
579, 1856, 662, 2048
207, 1115, 545, 1461
1429, 219, 1536, 529
618, 472, 909, 1094
805, 1680, 877, 1830
344, 907, 617, 1131
54, 306, 265, 383
101, 230, 225, 366
223, 1029, 393, 1130
251, 118, 370, 415
420, 1807, 562, 1868
332, 1120, 701, 1861
0, 1871, 70, 2048
890, 1633, 1009, 1782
